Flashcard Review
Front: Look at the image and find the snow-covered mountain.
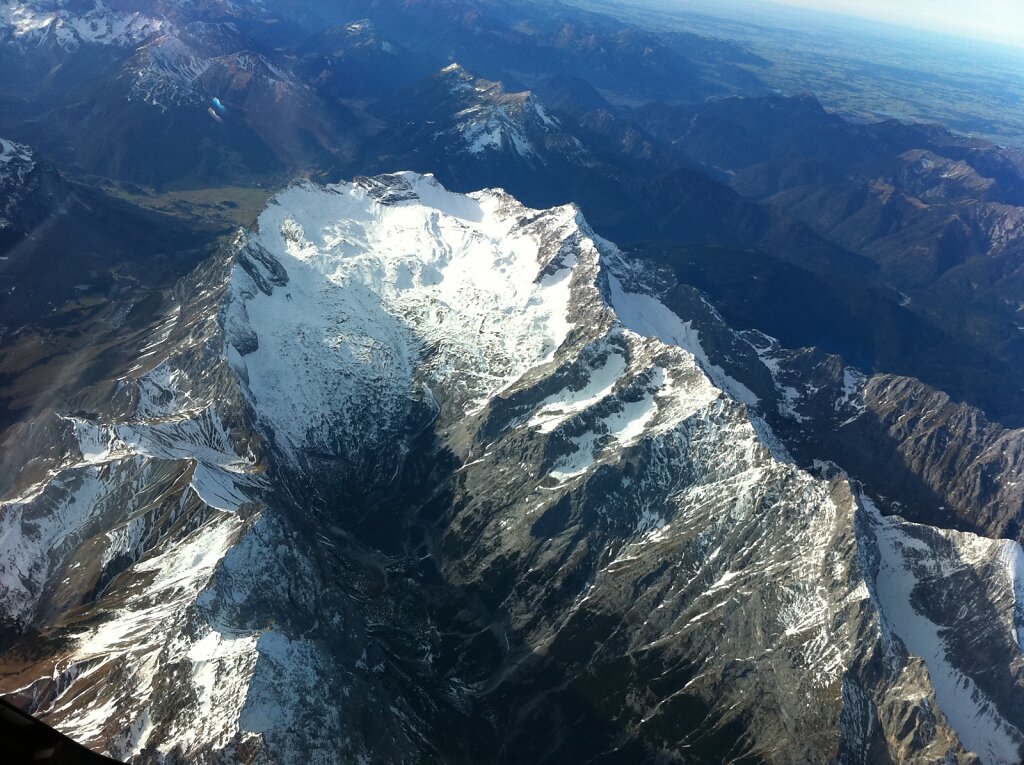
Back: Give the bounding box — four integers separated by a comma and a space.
434, 63, 573, 158
0, 136, 33, 228
0, 0, 165, 49
2, 174, 1024, 763
126, 22, 247, 108
64, 21, 357, 187
358, 64, 587, 182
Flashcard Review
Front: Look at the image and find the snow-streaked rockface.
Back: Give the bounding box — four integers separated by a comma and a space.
614, 268, 1024, 546
2, 173, 1024, 763
128, 27, 223, 108
0, 247, 267, 757
437, 64, 570, 158
127, 25, 297, 111
0, 135, 32, 174
0, 136, 34, 228
0, 1, 165, 49
366, 64, 587, 171
862, 499, 1024, 765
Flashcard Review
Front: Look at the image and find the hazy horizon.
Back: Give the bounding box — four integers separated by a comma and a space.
752, 0, 1024, 48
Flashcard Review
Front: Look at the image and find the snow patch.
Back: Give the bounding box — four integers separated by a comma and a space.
528, 349, 627, 433
865, 500, 1024, 764
608, 274, 759, 407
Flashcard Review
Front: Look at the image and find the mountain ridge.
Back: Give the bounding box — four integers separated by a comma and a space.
2, 1, 1024, 762
1, 174, 1023, 763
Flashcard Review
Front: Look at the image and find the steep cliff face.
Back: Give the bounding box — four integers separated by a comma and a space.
2, 174, 1023, 764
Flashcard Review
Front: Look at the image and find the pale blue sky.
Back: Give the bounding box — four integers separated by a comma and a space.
760, 0, 1024, 47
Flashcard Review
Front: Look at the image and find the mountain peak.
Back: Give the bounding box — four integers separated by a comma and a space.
0, 137, 35, 228
0, 136, 31, 167
438, 60, 475, 87
4, 173, 1024, 763
425, 66, 568, 156
0, 0, 166, 49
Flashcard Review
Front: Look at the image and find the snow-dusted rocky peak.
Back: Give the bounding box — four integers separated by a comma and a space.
129, 32, 314, 134
229, 173, 733, 466
158, 173, 1024, 760
0, 135, 34, 178
229, 172, 594, 455
437, 63, 577, 157
0, 136, 34, 227
317, 18, 392, 54
4, 173, 1024, 764
128, 22, 244, 107
197, 49, 290, 94
0, 0, 165, 48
